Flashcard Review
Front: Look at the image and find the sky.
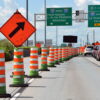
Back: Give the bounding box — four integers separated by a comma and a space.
0, 0, 100, 46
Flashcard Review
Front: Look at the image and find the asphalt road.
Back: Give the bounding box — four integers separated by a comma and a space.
5, 56, 100, 100
1, 57, 33, 100
1, 56, 100, 100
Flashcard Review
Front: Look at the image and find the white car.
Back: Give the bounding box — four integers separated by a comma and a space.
84, 46, 93, 56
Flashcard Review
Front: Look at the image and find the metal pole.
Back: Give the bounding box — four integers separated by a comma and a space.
44, 0, 47, 47
80, 39, 82, 47
26, 0, 28, 46
93, 29, 95, 43
87, 33, 89, 45
34, 14, 36, 46
56, 26, 58, 46
83, 40, 84, 46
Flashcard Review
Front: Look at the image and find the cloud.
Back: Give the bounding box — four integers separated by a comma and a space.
0, 0, 17, 25
92, 0, 100, 4
0, 0, 33, 25
19, 7, 26, 17
48, 5, 61, 8
36, 22, 45, 30
40, 5, 61, 13
75, 0, 87, 7
74, 0, 100, 9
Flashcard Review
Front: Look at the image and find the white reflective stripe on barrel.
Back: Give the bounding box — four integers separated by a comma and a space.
0, 75, 5, 78
0, 58, 5, 61
30, 64, 38, 66
0, 67, 5, 70
14, 62, 23, 65
0, 83, 5, 86
30, 54, 38, 56
14, 69, 24, 71
14, 49, 23, 52
31, 48, 38, 50
30, 59, 38, 61
0, 50, 4, 53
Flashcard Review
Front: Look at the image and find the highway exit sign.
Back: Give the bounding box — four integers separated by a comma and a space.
47, 8, 72, 26
88, 5, 100, 27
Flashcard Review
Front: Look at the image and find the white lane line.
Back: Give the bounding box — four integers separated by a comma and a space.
28, 79, 34, 84
10, 93, 21, 100
10, 71, 41, 100
39, 72, 41, 74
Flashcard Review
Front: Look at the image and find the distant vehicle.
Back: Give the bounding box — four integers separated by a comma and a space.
92, 45, 98, 58
92, 45, 100, 61
84, 45, 93, 56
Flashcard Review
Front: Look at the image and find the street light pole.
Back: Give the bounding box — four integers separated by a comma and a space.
26, 0, 28, 46
93, 29, 95, 43
83, 40, 84, 46
80, 39, 82, 47
87, 33, 89, 45
34, 14, 36, 46
56, 26, 58, 46
44, 0, 47, 47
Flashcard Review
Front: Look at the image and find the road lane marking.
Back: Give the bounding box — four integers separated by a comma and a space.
28, 79, 34, 84
10, 93, 21, 100
10, 70, 42, 99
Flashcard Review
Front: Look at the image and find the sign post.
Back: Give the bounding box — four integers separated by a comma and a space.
47, 8, 72, 26
88, 5, 100, 27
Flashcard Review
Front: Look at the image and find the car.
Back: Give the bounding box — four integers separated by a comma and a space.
92, 45, 98, 58
93, 45, 100, 61
84, 45, 93, 56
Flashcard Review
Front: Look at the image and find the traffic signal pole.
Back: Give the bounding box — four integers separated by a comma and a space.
87, 33, 89, 45
26, 0, 29, 46
93, 29, 95, 43
34, 14, 36, 46
44, 0, 47, 47
56, 26, 58, 46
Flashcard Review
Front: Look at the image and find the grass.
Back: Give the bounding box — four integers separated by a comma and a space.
0, 39, 42, 61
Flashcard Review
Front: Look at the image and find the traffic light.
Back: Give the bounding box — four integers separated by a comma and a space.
76, 10, 79, 16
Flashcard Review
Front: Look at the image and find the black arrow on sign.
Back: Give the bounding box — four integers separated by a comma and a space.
9, 22, 25, 38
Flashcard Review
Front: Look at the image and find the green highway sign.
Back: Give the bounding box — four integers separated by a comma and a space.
88, 5, 100, 27
46, 8, 72, 26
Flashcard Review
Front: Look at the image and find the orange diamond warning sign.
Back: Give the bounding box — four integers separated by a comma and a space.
0, 10, 36, 47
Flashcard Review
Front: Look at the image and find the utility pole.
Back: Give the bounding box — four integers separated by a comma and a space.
34, 14, 36, 46
83, 40, 85, 46
93, 29, 95, 43
44, 0, 47, 47
80, 39, 82, 46
87, 33, 89, 45
26, 0, 28, 46
56, 26, 58, 46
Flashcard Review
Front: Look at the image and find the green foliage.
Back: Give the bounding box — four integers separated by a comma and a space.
61, 43, 67, 47
0, 39, 14, 61
38, 48, 41, 55
18, 46, 31, 49
0, 40, 43, 60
